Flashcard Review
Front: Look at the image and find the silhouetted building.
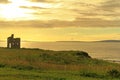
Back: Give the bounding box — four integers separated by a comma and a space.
7, 34, 21, 48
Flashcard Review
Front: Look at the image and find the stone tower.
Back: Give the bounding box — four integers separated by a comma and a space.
7, 34, 21, 48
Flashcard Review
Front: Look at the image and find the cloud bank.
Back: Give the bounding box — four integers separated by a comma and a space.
0, 0, 120, 28
0, 18, 120, 28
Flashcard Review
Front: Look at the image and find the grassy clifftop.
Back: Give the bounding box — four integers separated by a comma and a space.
0, 48, 117, 70
0, 48, 92, 68
0, 48, 120, 80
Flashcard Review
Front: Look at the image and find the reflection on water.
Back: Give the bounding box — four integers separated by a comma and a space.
0, 41, 120, 62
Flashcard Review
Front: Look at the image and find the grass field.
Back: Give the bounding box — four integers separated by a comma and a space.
0, 48, 120, 80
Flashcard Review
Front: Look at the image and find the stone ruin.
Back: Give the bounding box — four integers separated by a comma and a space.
7, 34, 21, 48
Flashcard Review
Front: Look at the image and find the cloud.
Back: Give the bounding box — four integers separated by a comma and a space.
0, 0, 120, 28
19, 1, 99, 21
79, 11, 120, 18
20, 6, 45, 9
100, 0, 120, 11
0, 0, 9, 3
0, 18, 120, 28
29, 0, 55, 3
77, 0, 120, 21
30, 0, 46, 2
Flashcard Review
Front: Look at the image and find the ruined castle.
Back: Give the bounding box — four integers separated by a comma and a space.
7, 34, 21, 48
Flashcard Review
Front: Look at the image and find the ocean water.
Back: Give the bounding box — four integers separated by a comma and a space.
1, 41, 120, 62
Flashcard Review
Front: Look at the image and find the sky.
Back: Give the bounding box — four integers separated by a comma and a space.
0, 0, 120, 41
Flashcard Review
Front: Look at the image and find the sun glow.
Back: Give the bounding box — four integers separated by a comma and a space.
1, 6, 26, 20
0, 0, 60, 21
0, 0, 33, 21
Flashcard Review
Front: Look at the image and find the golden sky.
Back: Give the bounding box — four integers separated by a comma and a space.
0, 0, 120, 41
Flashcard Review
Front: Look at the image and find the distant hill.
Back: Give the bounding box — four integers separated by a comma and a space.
97, 40, 120, 42
56, 41, 84, 42
57, 40, 120, 43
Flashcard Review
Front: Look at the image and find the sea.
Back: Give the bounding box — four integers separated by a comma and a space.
0, 41, 120, 63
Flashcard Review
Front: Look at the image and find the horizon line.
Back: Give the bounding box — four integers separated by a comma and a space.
0, 39, 120, 42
